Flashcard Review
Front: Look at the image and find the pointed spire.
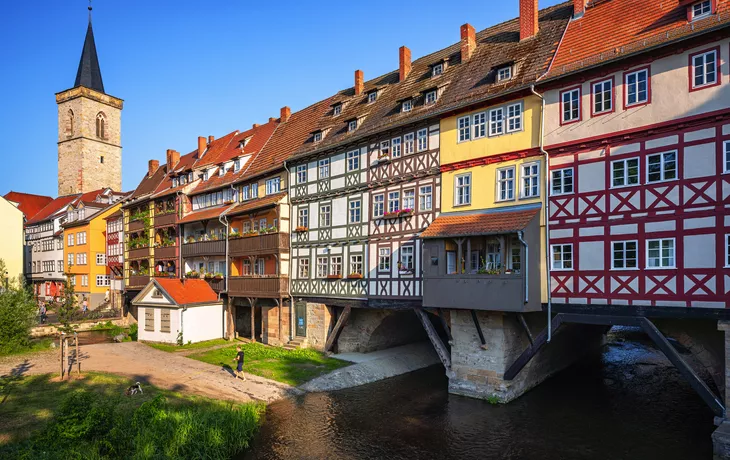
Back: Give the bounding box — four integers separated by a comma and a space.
74, 6, 105, 94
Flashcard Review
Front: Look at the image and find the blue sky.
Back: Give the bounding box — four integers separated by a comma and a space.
1, 0, 564, 197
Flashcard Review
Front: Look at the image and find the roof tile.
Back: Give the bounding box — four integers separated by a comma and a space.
421, 206, 540, 238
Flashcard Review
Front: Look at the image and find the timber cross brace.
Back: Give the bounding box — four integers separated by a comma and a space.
503, 313, 726, 418
414, 308, 455, 378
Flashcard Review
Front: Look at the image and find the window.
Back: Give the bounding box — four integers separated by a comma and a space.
551, 168, 574, 195
58, 260, 63, 272
348, 120, 358, 132
68, 233, 74, 246
392, 137, 402, 158
507, 104, 522, 132
368, 91, 377, 103
692, 0, 712, 19
95, 112, 106, 139
298, 258, 309, 278
373, 194, 384, 217
473, 112, 487, 139
551, 244, 573, 270
725, 141, 730, 173
160, 310, 171, 333
497, 167, 515, 201
425, 91, 437, 105
510, 237, 521, 273
612, 241, 638, 269
612, 158, 640, 187
69, 275, 76, 286
432, 63, 443, 77
319, 205, 331, 227
404, 133, 415, 154
400, 246, 414, 271
298, 208, 309, 228
255, 258, 265, 275
521, 162, 540, 198
68, 253, 73, 266
647, 151, 677, 183
96, 253, 106, 265
592, 79, 613, 115
347, 150, 360, 171
81, 275, 88, 287
296, 165, 307, 184
455, 173, 471, 206
265, 177, 281, 195
318, 159, 330, 179
726, 234, 730, 267
417, 129, 428, 152
458, 116, 470, 142
100, 156, 104, 164
402, 100, 412, 113
251, 183, 258, 198
242, 259, 252, 275
203, 170, 209, 181
349, 200, 361, 223
419, 185, 433, 211
350, 254, 363, 275
402, 190, 415, 211
259, 218, 267, 230
378, 248, 391, 272
388, 191, 401, 214
317, 257, 328, 278
495, 65, 512, 81
234, 159, 241, 172
333, 104, 342, 116
561, 88, 581, 123
172, 177, 178, 188
330, 256, 342, 276
313, 131, 322, 143
96, 275, 110, 287
625, 68, 649, 107
489, 108, 504, 136
647, 239, 675, 268
242, 185, 250, 200
144, 309, 154, 332
691, 49, 718, 89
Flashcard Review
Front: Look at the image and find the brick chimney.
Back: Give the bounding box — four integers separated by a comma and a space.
280, 106, 291, 122
198, 136, 207, 154
208, 135, 215, 144
520, 0, 539, 41
166, 149, 180, 171
573, 0, 586, 18
253, 123, 260, 128
399, 46, 412, 82
460, 24, 476, 62
148, 159, 159, 177
354, 70, 364, 96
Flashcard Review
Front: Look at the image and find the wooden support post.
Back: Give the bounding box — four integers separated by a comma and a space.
59, 332, 64, 379
414, 308, 454, 377
64, 337, 69, 380
437, 309, 453, 343
470, 310, 487, 347
75, 333, 80, 376
504, 314, 564, 381
465, 239, 472, 273
324, 306, 351, 353
517, 313, 534, 347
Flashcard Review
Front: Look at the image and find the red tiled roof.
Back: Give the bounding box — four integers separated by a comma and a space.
127, 164, 168, 203
545, 0, 730, 79
178, 204, 233, 224
154, 278, 219, 305
26, 194, 80, 225
150, 151, 200, 199
226, 192, 286, 217
420, 206, 540, 238
3, 191, 53, 220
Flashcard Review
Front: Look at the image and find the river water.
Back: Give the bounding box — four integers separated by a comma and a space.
245, 328, 715, 460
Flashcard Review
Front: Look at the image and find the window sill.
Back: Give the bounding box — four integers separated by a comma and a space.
609, 183, 640, 190
646, 178, 678, 186
689, 80, 720, 92
551, 268, 573, 272
624, 101, 650, 110
591, 109, 614, 118
560, 118, 581, 127
644, 266, 677, 270
610, 267, 639, 271
452, 203, 471, 208
550, 192, 574, 197
495, 198, 516, 203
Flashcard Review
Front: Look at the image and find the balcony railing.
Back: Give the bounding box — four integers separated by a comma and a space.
154, 245, 177, 260
129, 220, 146, 232
154, 212, 177, 228
204, 277, 225, 292
127, 274, 150, 289
128, 247, 151, 260
107, 233, 119, 245
228, 276, 288, 298
182, 240, 225, 257
230, 232, 289, 257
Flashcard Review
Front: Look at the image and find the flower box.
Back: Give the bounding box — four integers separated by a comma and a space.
294, 226, 309, 233
347, 273, 363, 279
326, 274, 342, 280
398, 208, 414, 217
382, 211, 401, 220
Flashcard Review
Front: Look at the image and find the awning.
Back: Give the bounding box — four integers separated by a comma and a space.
420, 204, 540, 239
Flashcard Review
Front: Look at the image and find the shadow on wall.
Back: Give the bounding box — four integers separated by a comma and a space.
337, 309, 429, 354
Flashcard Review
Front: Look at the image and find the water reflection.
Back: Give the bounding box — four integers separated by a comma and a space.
246, 328, 714, 460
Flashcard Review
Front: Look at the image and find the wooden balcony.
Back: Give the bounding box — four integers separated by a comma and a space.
229, 232, 289, 257
154, 212, 177, 228
127, 275, 150, 289
154, 245, 177, 260
128, 247, 151, 260
129, 219, 146, 232
182, 240, 225, 257
204, 277, 225, 292
228, 276, 288, 298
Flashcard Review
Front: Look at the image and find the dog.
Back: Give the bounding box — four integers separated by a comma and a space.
125, 382, 143, 396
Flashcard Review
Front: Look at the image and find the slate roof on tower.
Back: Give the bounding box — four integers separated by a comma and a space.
74, 17, 105, 93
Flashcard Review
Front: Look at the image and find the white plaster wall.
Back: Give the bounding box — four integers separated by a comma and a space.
683, 142, 716, 179
181, 304, 224, 343
579, 241, 604, 270
578, 161, 605, 193
684, 234, 716, 269
138, 306, 181, 343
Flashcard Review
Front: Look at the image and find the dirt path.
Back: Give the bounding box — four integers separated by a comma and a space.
0, 342, 297, 403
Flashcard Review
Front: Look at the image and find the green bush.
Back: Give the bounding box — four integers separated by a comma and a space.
129, 323, 138, 341
0, 260, 39, 355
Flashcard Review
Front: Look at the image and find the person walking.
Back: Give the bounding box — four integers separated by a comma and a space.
232, 345, 246, 381
82, 297, 88, 315
39, 302, 47, 324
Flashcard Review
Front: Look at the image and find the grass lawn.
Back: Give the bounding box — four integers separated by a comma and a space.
0, 372, 264, 459
143, 337, 241, 353
189, 342, 350, 386
0, 338, 54, 358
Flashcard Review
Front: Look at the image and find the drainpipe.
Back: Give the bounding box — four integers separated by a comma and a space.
530, 84, 553, 343
176, 191, 183, 279
218, 213, 229, 299
517, 230, 528, 304
283, 160, 294, 342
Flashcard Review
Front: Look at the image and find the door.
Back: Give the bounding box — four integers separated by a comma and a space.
295, 301, 307, 337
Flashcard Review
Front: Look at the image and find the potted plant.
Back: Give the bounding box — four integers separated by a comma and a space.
295, 226, 309, 233
347, 273, 363, 279
229, 229, 240, 238
213, 272, 224, 280
377, 152, 391, 162
203, 272, 213, 280
399, 208, 414, 217
326, 274, 342, 280
186, 270, 199, 278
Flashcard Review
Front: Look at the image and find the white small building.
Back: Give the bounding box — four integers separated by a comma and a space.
132, 278, 224, 344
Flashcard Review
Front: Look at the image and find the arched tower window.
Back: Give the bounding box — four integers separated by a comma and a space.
66, 110, 74, 138
96, 112, 106, 139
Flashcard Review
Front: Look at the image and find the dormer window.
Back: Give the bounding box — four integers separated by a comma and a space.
368, 91, 378, 103
218, 165, 225, 177
313, 131, 323, 143
179, 175, 187, 185
188, 172, 193, 182
402, 100, 413, 113
234, 159, 241, 172
348, 120, 358, 132
425, 90, 437, 105
497, 66, 513, 82
172, 177, 178, 188
432, 63, 443, 77
691, 1, 712, 19
203, 170, 209, 181
333, 103, 342, 116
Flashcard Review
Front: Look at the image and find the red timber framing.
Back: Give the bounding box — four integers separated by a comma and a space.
547, 110, 730, 309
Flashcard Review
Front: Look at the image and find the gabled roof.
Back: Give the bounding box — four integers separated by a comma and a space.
150, 150, 200, 200
74, 18, 105, 93
127, 164, 167, 203
26, 194, 80, 225
420, 205, 540, 239
544, 0, 730, 79
2, 191, 53, 220
226, 191, 287, 217
146, 278, 220, 306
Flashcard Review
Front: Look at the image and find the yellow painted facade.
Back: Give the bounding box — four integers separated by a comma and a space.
64, 202, 121, 306
0, 197, 25, 283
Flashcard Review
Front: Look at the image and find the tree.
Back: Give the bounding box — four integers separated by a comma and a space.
0, 259, 38, 353
55, 277, 79, 334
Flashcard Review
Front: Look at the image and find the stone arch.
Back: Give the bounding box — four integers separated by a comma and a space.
337, 309, 428, 353
96, 112, 106, 139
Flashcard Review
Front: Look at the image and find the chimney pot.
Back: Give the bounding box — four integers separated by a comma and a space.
520, 0, 539, 41
460, 24, 476, 62
354, 70, 364, 96
253, 123, 260, 128
280, 106, 291, 122
208, 135, 215, 144
198, 136, 207, 154
148, 159, 159, 177
166, 149, 180, 171
573, 0, 586, 18
399, 46, 412, 82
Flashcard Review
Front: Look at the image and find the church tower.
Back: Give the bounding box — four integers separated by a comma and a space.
56, 8, 122, 195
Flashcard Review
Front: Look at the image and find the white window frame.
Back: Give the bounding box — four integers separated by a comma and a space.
457, 116, 471, 142
378, 248, 391, 272
368, 91, 377, 103
692, 0, 712, 20
347, 150, 360, 171
551, 244, 573, 271
391, 137, 402, 158
646, 238, 676, 269
333, 104, 342, 116
319, 204, 331, 227
455, 173, 471, 206
348, 120, 358, 132
497, 66, 512, 82
318, 159, 330, 179
402, 100, 412, 113
506, 103, 522, 132
330, 256, 342, 276
373, 194, 384, 218
298, 207, 308, 228
265, 177, 281, 195
316, 257, 328, 278
96, 253, 106, 265
726, 234, 730, 268
425, 90, 437, 105
296, 165, 307, 184
313, 131, 322, 143
68, 233, 74, 246
625, 69, 649, 107
691, 49, 718, 89
400, 246, 414, 271
388, 191, 401, 214
404, 133, 415, 155
432, 63, 443, 77
611, 240, 639, 270
561, 88, 581, 123
551, 168, 574, 195
402, 189, 415, 211
489, 107, 504, 136
416, 128, 428, 152
521, 162, 540, 198
592, 79, 613, 115
419, 185, 433, 211
611, 157, 640, 188
298, 258, 310, 278
496, 166, 516, 202
350, 254, 363, 275
349, 199, 361, 224
473, 112, 487, 139
724, 141, 730, 173
646, 151, 677, 183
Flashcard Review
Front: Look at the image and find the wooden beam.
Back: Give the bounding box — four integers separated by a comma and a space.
414, 307, 454, 377
470, 310, 486, 347
437, 308, 453, 343
504, 314, 564, 381
324, 306, 351, 353
517, 313, 534, 347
